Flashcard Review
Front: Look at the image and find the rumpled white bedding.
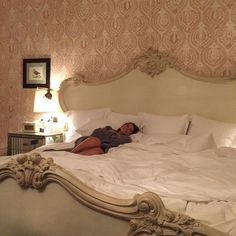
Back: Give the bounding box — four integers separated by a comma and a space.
2, 133, 236, 235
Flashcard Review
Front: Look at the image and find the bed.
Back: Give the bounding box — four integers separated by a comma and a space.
1, 48, 236, 236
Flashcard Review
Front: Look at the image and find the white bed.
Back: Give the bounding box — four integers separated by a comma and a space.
1, 49, 236, 236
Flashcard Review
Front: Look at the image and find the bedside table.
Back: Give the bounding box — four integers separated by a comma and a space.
7, 132, 64, 155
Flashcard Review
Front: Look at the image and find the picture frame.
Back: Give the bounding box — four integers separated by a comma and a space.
23, 58, 51, 88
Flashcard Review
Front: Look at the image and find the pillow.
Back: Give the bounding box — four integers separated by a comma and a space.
188, 115, 236, 147
137, 133, 183, 145
77, 111, 142, 136
132, 132, 215, 152
76, 119, 112, 136
130, 132, 144, 143
231, 136, 236, 148
106, 111, 141, 129
138, 112, 189, 135
215, 146, 236, 158
65, 108, 111, 131
64, 129, 82, 142
167, 133, 216, 153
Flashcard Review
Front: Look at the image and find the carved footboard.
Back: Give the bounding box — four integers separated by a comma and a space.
0, 153, 228, 236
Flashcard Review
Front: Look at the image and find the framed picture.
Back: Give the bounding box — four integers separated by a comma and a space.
23, 58, 51, 88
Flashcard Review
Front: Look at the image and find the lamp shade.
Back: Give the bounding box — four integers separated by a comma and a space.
34, 88, 62, 113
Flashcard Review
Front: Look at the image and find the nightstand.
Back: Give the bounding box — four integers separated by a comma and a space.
7, 132, 64, 155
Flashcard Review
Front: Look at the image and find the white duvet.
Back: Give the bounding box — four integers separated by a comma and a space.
4, 133, 236, 235
35, 133, 236, 201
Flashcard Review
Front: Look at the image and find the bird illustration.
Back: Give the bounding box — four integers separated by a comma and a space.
33, 69, 41, 76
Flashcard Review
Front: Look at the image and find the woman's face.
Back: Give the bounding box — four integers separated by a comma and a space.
119, 123, 134, 136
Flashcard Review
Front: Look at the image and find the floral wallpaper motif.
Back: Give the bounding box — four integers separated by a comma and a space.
1, 0, 236, 154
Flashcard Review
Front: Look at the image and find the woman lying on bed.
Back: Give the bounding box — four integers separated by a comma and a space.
71, 122, 140, 155
45, 122, 140, 155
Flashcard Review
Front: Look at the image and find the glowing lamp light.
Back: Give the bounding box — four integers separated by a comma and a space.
33, 88, 62, 113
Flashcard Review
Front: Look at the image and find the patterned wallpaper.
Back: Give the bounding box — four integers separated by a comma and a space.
1, 0, 236, 154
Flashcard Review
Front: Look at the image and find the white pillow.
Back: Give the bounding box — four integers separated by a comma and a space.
167, 133, 216, 153
215, 146, 236, 158
231, 136, 236, 148
138, 112, 189, 135
65, 108, 111, 131
188, 115, 236, 147
76, 119, 112, 136
137, 133, 179, 145
64, 129, 82, 143
133, 132, 215, 152
77, 111, 142, 136
130, 132, 144, 143
106, 111, 141, 129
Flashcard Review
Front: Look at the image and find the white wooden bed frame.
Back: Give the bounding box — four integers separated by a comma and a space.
1, 48, 235, 236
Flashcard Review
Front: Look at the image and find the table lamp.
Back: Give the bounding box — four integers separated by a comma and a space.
34, 87, 62, 133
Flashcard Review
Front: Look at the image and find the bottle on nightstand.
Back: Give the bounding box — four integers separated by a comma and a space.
39, 119, 45, 133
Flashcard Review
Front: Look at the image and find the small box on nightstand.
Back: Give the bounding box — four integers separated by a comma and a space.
23, 122, 39, 133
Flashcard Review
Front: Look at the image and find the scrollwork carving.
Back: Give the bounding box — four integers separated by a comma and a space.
60, 73, 87, 88
132, 48, 178, 77
130, 48, 235, 81
6, 153, 55, 189
128, 192, 204, 236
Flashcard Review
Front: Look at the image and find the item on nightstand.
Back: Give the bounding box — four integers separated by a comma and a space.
39, 119, 45, 133
23, 122, 39, 133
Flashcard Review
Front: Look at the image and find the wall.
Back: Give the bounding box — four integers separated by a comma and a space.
1, 0, 236, 155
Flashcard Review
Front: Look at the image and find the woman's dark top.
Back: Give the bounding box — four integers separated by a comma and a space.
75, 126, 132, 153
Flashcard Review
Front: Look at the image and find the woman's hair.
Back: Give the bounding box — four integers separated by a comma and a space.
125, 122, 140, 134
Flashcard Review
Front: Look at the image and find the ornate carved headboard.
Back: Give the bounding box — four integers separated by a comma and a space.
59, 48, 236, 123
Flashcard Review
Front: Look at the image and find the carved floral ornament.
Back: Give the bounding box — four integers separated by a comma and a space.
4, 153, 55, 189
132, 48, 177, 78
130, 48, 236, 82
60, 48, 235, 87
128, 192, 202, 236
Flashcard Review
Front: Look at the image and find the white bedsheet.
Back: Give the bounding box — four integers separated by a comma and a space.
4, 133, 236, 235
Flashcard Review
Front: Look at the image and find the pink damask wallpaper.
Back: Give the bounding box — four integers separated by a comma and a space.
1, 0, 236, 154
